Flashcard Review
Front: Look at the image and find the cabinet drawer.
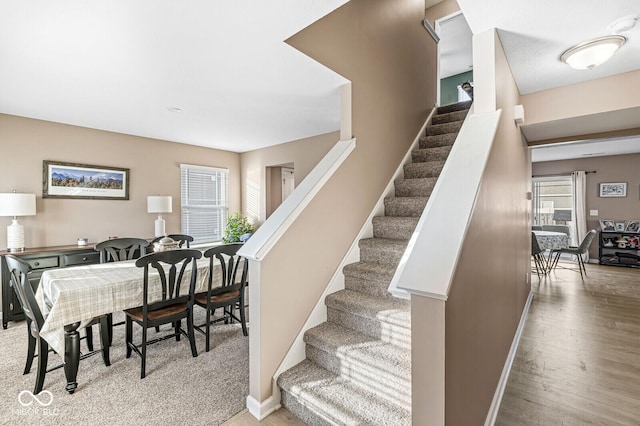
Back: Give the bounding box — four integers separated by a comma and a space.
64, 252, 100, 266
26, 256, 59, 270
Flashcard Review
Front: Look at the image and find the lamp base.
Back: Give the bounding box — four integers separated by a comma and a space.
7, 219, 26, 252
154, 215, 166, 238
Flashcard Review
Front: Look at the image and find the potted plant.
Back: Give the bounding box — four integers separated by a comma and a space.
223, 212, 255, 243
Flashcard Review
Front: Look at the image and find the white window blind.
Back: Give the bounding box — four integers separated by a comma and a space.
180, 164, 229, 244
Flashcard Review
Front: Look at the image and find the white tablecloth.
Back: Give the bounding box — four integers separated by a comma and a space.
35, 257, 213, 356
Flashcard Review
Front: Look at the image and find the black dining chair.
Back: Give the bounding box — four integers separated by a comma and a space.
95, 237, 150, 263
95, 237, 151, 342
5, 255, 110, 394
124, 249, 202, 379
150, 234, 194, 249
194, 243, 248, 352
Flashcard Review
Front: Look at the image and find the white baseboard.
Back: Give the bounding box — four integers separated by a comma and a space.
484, 290, 534, 426
246, 395, 279, 421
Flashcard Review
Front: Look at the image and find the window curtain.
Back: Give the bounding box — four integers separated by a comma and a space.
572, 171, 588, 261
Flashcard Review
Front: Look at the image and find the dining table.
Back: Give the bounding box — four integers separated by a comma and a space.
35, 255, 214, 394
533, 230, 570, 273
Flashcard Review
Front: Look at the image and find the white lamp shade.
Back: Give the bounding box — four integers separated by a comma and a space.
147, 196, 172, 213
0, 193, 36, 217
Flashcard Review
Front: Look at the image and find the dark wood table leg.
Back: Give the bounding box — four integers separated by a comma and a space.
64, 322, 81, 394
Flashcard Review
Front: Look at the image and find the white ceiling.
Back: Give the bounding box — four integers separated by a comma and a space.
438, 14, 473, 79
0, 1, 349, 153
531, 135, 640, 162
2, 1, 639, 157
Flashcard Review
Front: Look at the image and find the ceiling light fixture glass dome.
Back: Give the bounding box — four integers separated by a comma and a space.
560, 35, 626, 70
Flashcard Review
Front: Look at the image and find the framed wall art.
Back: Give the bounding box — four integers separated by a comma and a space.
599, 182, 626, 197
43, 160, 130, 200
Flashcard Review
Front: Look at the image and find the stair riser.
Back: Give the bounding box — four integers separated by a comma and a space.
432, 109, 468, 125
425, 121, 463, 136
344, 275, 394, 299
280, 390, 334, 426
403, 162, 444, 179
437, 100, 472, 114
359, 244, 405, 267
420, 133, 456, 149
305, 345, 411, 410
411, 146, 451, 163
384, 198, 427, 217
372, 218, 418, 240
327, 308, 411, 350
394, 178, 435, 197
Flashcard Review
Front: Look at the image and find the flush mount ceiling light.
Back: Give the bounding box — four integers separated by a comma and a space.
166, 106, 182, 113
560, 35, 626, 70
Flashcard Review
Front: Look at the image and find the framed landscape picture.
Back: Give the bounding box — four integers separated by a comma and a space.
43, 160, 129, 200
599, 182, 627, 197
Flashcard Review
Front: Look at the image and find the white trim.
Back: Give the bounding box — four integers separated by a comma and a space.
246, 395, 278, 421
484, 290, 534, 426
179, 163, 228, 173
394, 108, 502, 299
238, 138, 356, 262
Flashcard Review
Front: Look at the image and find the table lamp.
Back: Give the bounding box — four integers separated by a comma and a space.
147, 196, 172, 237
0, 192, 37, 252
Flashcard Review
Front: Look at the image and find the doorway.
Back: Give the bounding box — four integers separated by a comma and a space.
265, 164, 294, 219
532, 175, 577, 245
435, 12, 473, 106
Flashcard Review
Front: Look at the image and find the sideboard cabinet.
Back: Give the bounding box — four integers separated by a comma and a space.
1, 244, 99, 329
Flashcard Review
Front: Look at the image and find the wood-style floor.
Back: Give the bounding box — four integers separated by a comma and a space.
496, 262, 640, 425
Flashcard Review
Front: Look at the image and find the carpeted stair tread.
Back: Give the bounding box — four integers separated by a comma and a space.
304, 323, 411, 409
372, 216, 419, 239
394, 177, 437, 197
419, 133, 457, 149
278, 360, 411, 426
425, 120, 463, 136
411, 145, 452, 163
403, 160, 444, 178
305, 323, 411, 378
431, 108, 469, 125
326, 289, 410, 324
437, 100, 472, 114
384, 196, 428, 217
343, 261, 397, 298
359, 237, 409, 266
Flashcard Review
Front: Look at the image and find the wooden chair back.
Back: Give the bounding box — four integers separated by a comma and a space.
95, 237, 150, 263
5, 255, 43, 331
134, 249, 202, 319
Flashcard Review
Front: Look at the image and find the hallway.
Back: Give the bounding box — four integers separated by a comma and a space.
496, 263, 640, 424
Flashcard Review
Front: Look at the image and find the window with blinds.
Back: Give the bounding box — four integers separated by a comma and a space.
180, 164, 229, 244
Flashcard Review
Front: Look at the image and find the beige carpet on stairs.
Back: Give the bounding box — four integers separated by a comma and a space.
0, 310, 248, 426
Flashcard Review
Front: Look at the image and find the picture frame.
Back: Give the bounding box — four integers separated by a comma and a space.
599, 219, 616, 232
599, 182, 627, 197
616, 222, 626, 232
43, 160, 130, 200
625, 220, 640, 233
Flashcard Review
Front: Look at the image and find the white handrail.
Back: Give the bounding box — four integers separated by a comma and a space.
238, 138, 356, 262
389, 108, 502, 300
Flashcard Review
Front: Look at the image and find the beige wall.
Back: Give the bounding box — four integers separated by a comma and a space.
0, 113, 241, 247
444, 29, 530, 424
239, 131, 338, 223
247, 0, 437, 402
533, 153, 640, 259
521, 69, 640, 127
425, 0, 460, 28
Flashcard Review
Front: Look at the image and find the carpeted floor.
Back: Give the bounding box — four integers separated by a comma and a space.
0, 310, 249, 426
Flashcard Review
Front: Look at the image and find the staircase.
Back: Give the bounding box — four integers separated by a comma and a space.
277, 101, 472, 425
